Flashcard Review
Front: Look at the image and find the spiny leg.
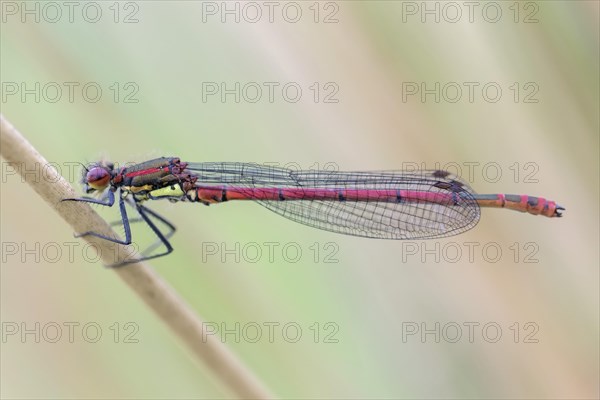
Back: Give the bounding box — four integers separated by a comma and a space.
109, 204, 175, 235
107, 203, 174, 268
110, 218, 143, 226
67, 190, 134, 246
108, 199, 176, 256
64, 190, 176, 267
62, 190, 116, 207
134, 204, 176, 258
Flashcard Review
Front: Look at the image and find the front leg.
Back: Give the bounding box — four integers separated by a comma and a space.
66, 190, 134, 246
62, 189, 116, 207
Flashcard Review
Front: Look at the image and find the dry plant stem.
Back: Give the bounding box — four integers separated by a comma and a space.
0, 115, 273, 400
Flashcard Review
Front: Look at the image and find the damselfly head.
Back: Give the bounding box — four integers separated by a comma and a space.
82, 161, 114, 193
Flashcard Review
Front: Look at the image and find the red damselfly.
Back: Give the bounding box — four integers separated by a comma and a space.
62, 157, 564, 267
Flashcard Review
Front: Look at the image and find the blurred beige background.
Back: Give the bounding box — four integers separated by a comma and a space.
1, 1, 598, 399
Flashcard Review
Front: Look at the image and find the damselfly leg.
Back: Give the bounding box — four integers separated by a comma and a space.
62, 189, 176, 267
129, 203, 175, 263
109, 200, 177, 249
62, 189, 133, 247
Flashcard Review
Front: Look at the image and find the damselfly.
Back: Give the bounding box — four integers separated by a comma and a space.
62, 157, 564, 266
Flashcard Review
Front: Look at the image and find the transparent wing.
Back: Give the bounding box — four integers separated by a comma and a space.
185, 162, 481, 239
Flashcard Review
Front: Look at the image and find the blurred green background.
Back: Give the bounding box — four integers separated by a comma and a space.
1, 1, 598, 399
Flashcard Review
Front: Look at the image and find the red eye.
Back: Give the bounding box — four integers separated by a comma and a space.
86, 167, 110, 190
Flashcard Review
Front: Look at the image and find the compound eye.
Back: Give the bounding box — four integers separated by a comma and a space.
86, 167, 110, 190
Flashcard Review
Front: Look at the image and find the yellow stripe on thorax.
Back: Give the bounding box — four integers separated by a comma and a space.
148, 185, 185, 199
